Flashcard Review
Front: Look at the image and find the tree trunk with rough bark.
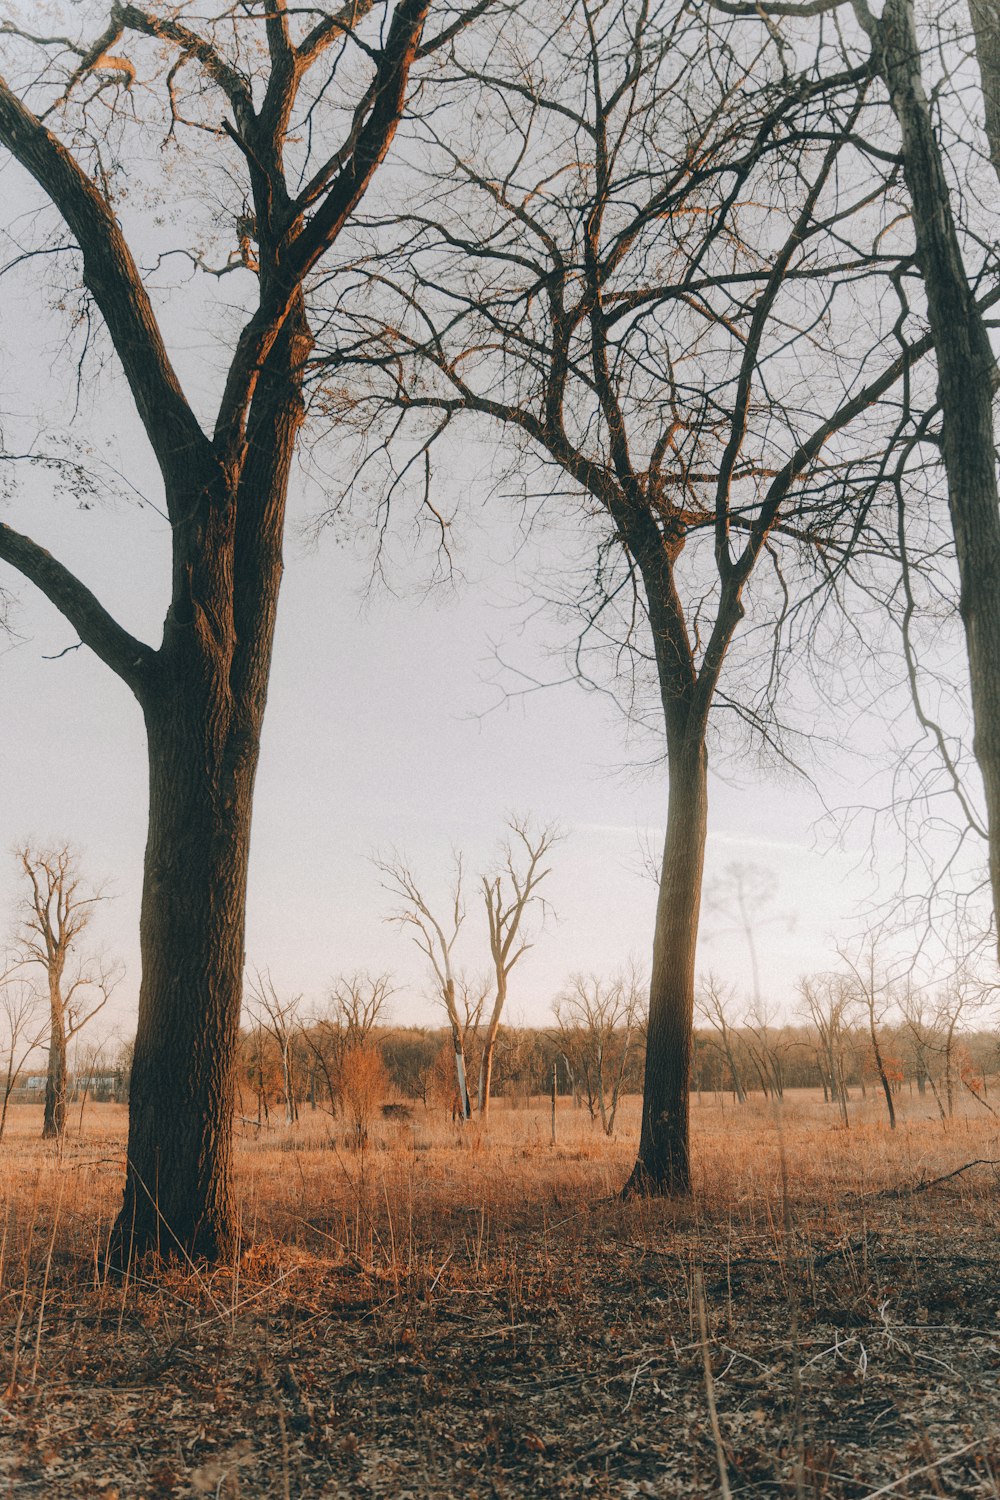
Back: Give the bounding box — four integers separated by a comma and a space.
624, 732, 708, 1196
115, 680, 264, 1261
0, 0, 432, 1267
110, 299, 308, 1263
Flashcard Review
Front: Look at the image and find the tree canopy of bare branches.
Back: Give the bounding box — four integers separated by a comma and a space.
322, 0, 946, 1194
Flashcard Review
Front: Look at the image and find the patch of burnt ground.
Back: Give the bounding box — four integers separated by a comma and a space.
3, 1172, 1000, 1498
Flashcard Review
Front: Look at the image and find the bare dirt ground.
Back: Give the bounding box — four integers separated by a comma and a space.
2, 1091, 1000, 1498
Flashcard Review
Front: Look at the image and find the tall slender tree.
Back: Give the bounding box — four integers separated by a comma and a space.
326, 0, 938, 1192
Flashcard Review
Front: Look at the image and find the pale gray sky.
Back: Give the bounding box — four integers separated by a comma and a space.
0, 416, 875, 1033
0, 3, 976, 1037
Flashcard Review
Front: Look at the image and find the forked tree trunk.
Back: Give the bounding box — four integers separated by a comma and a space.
624, 733, 708, 1196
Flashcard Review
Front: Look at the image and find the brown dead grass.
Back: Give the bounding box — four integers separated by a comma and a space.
2, 1089, 1000, 1497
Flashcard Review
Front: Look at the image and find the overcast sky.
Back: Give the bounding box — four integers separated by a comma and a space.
0, 408, 878, 1035
0, 6, 973, 1040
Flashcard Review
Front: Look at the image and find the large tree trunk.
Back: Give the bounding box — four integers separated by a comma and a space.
107, 299, 307, 1265
111, 680, 263, 1264
624, 732, 708, 1196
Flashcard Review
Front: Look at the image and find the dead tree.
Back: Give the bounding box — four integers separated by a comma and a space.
15, 846, 117, 1139
0, 0, 478, 1262
331, 972, 395, 1046
245, 969, 302, 1126
553, 966, 646, 1138
377, 851, 473, 1119
479, 815, 560, 1115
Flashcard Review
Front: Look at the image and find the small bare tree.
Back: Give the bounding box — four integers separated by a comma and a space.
553, 966, 646, 1137
932, 975, 993, 1119
479, 816, 561, 1115
799, 972, 855, 1127
15, 846, 117, 1139
742, 999, 791, 1103
695, 975, 747, 1105
0, 977, 48, 1142
302, 971, 395, 1116
331, 972, 395, 1046
838, 941, 898, 1130
377, 852, 473, 1120
245, 969, 302, 1127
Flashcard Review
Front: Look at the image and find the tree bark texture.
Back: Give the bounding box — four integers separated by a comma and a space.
114, 688, 261, 1260
624, 732, 708, 1196
110, 304, 309, 1265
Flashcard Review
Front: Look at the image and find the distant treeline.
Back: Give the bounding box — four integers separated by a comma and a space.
14, 1017, 995, 1129
235, 1016, 1000, 1128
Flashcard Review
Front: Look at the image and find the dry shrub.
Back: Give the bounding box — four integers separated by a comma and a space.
338, 1042, 388, 1147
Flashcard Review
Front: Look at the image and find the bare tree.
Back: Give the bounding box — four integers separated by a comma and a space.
479, 816, 560, 1114
933, 974, 994, 1119
742, 999, 791, 1104
695, 976, 747, 1105
246, 970, 302, 1127
0, 0, 483, 1262
0, 977, 48, 1142
301, 971, 395, 1115
15, 846, 118, 1139
331, 972, 395, 1045
553, 966, 646, 1137
838, 940, 898, 1129
329, 0, 938, 1195
377, 851, 473, 1119
799, 972, 854, 1126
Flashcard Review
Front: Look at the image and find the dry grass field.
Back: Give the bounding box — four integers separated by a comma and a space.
2, 1089, 1000, 1497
